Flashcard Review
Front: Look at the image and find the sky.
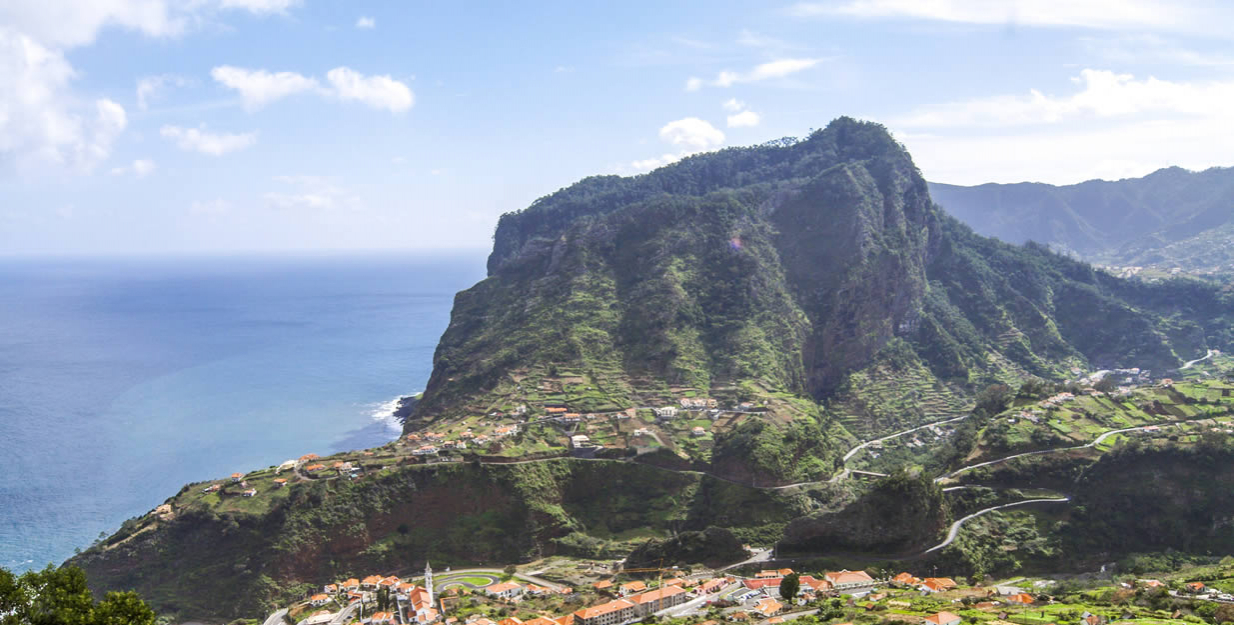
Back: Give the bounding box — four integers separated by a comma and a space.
3, 0, 1234, 255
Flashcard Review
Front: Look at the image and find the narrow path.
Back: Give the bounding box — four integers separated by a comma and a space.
435, 567, 563, 590
842, 414, 971, 462
261, 608, 288, 625
1182, 349, 1217, 370
919, 497, 1070, 556
939, 420, 1195, 482
328, 603, 359, 625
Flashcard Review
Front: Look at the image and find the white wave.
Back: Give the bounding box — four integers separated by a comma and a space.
368, 394, 415, 436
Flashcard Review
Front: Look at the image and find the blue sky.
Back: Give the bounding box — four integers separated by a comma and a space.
3, 0, 1234, 255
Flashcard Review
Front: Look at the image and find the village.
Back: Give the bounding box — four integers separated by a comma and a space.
270, 558, 1234, 625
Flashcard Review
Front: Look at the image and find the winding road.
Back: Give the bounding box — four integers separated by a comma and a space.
938, 420, 1197, 481
843, 414, 971, 463
261, 608, 288, 625
1182, 349, 1217, 370
919, 497, 1071, 556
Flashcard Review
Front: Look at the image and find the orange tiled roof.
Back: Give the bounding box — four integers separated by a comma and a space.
825, 570, 874, 585
629, 585, 686, 604
573, 599, 634, 620
925, 612, 961, 625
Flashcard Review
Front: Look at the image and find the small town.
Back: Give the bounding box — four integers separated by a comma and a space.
269, 558, 1234, 625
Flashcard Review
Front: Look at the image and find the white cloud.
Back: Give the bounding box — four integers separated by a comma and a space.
264, 192, 336, 209
785, 0, 1222, 32
895, 69, 1234, 128
355, 16, 375, 29
0, 28, 129, 172
1081, 34, 1234, 68
325, 67, 414, 112
264, 174, 359, 210
218, 0, 302, 14
212, 65, 414, 113
891, 68, 1234, 184
160, 124, 256, 156
630, 153, 683, 171
0, 1, 304, 175
135, 73, 189, 110
189, 198, 232, 215
736, 30, 788, 49
722, 98, 746, 112
686, 57, 826, 90
0, 0, 306, 49
211, 65, 319, 111
726, 110, 761, 128
110, 158, 155, 177
659, 118, 725, 150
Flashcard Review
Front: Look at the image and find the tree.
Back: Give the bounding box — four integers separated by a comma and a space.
503, 565, 518, 580
1215, 602, 1234, 624
93, 592, 156, 625
0, 565, 156, 625
779, 573, 800, 602
975, 384, 1014, 418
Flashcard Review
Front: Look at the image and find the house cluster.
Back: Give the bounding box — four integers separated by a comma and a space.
311, 563, 441, 625
482, 580, 571, 601
679, 398, 718, 410
405, 424, 521, 457
742, 569, 878, 602
572, 583, 693, 625
1011, 409, 1044, 424
890, 573, 957, 594
1038, 392, 1076, 408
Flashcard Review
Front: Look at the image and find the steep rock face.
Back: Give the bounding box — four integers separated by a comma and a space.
414, 118, 1231, 440
413, 119, 1234, 444
777, 471, 948, 556
1065, 443, 1234, 555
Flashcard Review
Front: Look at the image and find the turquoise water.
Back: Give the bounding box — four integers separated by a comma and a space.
0, 253, 485, 571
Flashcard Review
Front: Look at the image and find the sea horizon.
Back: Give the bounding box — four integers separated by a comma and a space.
0, 251, 486, 571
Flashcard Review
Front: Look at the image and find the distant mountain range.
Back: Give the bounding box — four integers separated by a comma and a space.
930, 167, 1234, 277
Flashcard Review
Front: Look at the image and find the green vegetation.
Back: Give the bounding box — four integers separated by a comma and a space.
70, 458, 814, 621
0, 565, 156, 625
70, 119, 1234, 622
930, 166, 1234, 278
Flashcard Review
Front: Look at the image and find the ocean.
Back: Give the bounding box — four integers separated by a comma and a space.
0, 252, 486, 571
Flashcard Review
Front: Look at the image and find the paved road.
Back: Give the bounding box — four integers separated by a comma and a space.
261, 608, 288, 625
1182, 349, 1217, 370
435, 572, 500, 589
720, 548, 773, 571
939, 420, 1195, 481
842, 414, 971, 462
438, 568, 563, 590
328, 603, 359, 625
919, 497, 1071, 556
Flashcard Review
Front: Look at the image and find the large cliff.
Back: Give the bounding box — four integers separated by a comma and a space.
412, 118, 1231, 438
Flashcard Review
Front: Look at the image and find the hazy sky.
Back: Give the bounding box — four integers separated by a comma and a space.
3, 0, 1234, 255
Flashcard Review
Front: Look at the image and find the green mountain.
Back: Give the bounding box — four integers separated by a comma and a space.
411, 118, 1231, 445
68, 118, 1234, 621
929, 167, 1234, 276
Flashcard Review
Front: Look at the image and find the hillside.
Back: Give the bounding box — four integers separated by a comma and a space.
70, 119, 1234, 621
410, 118, 1231, 449
68, 456, 817, 620
929, 167, 1234, 277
